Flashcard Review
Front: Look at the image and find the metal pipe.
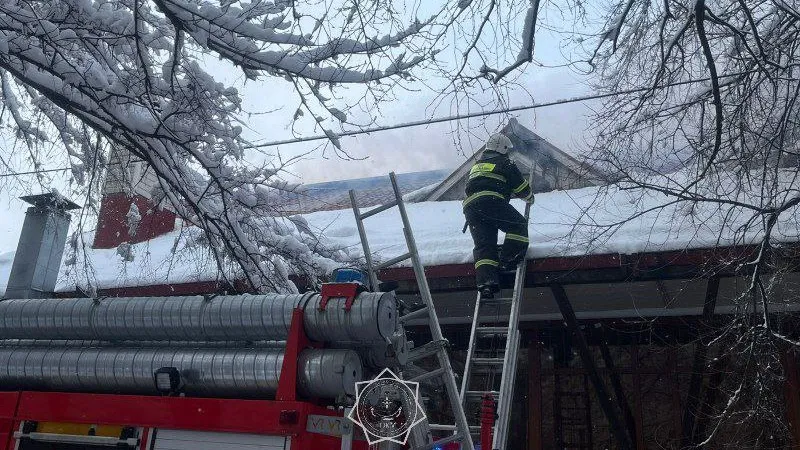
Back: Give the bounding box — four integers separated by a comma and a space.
0, 339, 288, 348
0, 292, 397, 344
0, 346, 361, 399
347, 327, 409, 370
0, 336, 408, 371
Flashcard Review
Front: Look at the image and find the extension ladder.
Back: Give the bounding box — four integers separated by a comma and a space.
349, 172, 475, 450
457, 188, 532, 449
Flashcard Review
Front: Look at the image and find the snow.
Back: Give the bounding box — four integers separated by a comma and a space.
2, 171, 799, 296
304, 178, 800, 268
52, 227, 232, 295
0, 252, 14, 296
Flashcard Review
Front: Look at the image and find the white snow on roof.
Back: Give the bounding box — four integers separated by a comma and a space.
2, 171, 799, 296
304, 178, 800, 268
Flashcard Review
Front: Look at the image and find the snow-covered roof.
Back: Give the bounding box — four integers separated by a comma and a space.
422, 119, 604, 201
2, 171, 799, 296
276, 169, 451, 214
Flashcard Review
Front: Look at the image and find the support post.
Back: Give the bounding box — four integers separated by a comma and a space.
680, 276, 720, 448
528, 334, 542, 450
631, 346, 646, 450
668, 349, 683, 442
549, 284, 633, 450
276, 308, 311, 401
598, 328, 637, 446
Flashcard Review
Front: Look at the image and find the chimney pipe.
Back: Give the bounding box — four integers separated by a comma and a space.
5, 193, 79, 299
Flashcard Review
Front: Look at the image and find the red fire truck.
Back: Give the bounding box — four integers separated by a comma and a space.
0, 307, 369, 450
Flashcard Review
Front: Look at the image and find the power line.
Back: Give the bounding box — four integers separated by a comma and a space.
0, 167, 73, 177
0, 159, 145, 179
0, 72, 748, 179
245, 72, 745, 149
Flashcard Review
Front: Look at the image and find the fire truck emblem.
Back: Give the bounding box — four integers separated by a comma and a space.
347, 368, 427, 445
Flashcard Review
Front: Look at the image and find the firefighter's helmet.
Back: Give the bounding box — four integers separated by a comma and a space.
484, 133, 514, 154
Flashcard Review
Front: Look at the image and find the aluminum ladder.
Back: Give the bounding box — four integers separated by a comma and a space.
349, 172, 475, 450
457, 177, 532, 450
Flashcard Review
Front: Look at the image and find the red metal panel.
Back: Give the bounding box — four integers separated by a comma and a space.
0, 422, 13, 450
319, 283, 360, 311
0, 393, 19, 450
14, 392, 338, 437
276, 308, 314, 402
0, 393, 20, 420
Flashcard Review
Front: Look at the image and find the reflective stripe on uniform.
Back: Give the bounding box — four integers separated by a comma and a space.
469, 162, 507, 183
513, 180, 530, 194
462, 191, 505, 206
470, 162, 496, 174
475, 259, 499, 268
469, 171, 507, 183
505, 233, 529, 243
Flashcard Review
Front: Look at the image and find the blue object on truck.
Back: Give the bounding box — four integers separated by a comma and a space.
332, 268, 368, 284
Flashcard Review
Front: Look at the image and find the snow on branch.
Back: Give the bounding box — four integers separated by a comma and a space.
480, 0, 540, 83
0, 0, 550, 293
155, 0, 432, 83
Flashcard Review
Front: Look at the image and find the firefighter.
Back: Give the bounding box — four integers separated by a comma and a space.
463, 133, 533, 299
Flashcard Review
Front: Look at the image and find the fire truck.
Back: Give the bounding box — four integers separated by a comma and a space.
0, 285, 406, 450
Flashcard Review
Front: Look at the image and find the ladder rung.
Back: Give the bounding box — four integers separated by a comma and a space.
431, 432, 466, 447
401, 306, 429, 323
481, 297, 513, 305
428, 424, 481, 433
410, 430, 470, 450
410, 368, 446, 383
472, 357, 504, 365
476, 326, 509, 335
465, 390, 500, 398
358, 201, 398, 219
408, 339, 448, 362
375, 251, 412, 270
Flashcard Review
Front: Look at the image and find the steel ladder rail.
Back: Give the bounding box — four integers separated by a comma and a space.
459, 170, 533, 449
348, 172, 475, 450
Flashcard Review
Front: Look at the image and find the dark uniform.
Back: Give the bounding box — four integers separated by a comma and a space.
463, 150, 533, 292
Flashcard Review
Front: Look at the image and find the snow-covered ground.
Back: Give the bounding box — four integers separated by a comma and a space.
1, 172, 799, 296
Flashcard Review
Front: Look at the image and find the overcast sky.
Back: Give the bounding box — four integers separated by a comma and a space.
0, 10, 596, 254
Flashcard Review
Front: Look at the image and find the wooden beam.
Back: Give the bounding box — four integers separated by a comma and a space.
553, 372, 564, 449
631, 346, 646, 450
680, 276, 720, 448
550, 284, 633, 450
528, 334, 543, 450
598, 329, 637, 446
668, 349, 683, 442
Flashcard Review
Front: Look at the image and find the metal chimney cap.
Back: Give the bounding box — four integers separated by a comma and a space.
19, 193, 80, 211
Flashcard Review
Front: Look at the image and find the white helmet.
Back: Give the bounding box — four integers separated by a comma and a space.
484, 133, 514, 154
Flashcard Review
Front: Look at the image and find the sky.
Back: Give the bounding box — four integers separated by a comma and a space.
0, 2, 598, 254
